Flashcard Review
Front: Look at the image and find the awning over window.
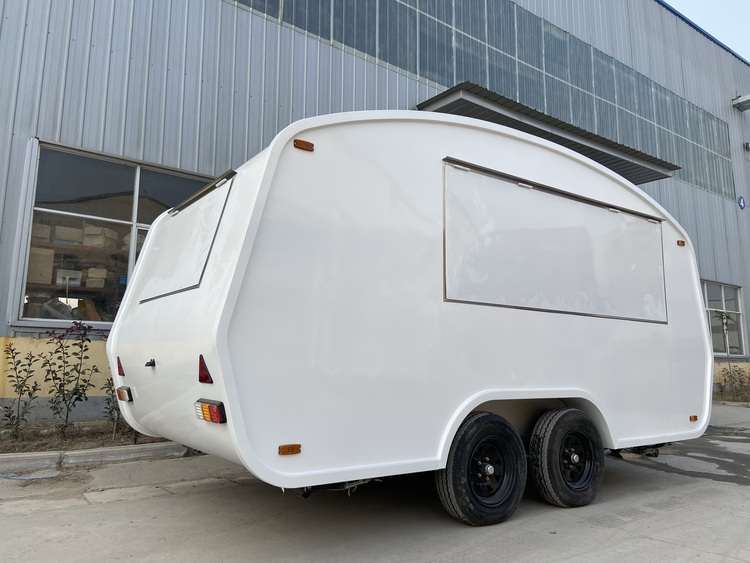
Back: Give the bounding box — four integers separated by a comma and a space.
417, 82, 679, 185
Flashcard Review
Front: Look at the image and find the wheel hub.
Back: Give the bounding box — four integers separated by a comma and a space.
468, 440, 515, 507
559, 432, 595, 490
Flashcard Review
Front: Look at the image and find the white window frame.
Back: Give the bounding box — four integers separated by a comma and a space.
703, 280, 745, 357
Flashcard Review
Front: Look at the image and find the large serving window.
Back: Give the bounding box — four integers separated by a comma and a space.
444, 161, 667, 323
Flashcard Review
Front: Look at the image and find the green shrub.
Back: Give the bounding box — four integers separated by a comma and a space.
42, 321, 99, 438
2, 343, 41, 439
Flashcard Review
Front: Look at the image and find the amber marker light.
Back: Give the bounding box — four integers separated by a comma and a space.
278, 444, 302, 456
293, 139, 315, 151
690, 415, 698, 422
677, 240, 686, 247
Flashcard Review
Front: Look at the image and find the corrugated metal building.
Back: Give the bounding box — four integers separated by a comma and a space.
1, 0, 749, 398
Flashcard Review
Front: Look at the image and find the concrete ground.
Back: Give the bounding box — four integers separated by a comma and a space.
1, 404, 749, 562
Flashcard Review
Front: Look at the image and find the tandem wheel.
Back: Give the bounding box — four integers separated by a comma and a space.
529, 408, 605, 508
435, 411, 527, 526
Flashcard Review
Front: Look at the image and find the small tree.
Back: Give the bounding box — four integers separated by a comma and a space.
101, 376, 125, 438
42, 321, 99, 438
2, 343, 41, 439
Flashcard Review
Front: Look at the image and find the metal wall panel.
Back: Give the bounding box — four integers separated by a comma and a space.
143, 0, 169, 164
162, 0, 189, 168
513, 0, 750, 353
103, 0, 134, 157
248, 14, 266, 152
123, 0, 151, 161
3, 0, 750, 341
180, 0, 204, 169
231, 10, 250, 166
0, 0, 31, 313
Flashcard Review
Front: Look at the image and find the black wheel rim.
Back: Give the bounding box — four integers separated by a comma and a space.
559, 429, 594, 491
468, 437, 515, 507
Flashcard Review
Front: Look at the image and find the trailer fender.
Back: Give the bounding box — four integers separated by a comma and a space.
437, 391, 615, 465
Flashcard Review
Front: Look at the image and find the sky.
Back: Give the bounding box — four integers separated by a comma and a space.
665, 0, 750, 62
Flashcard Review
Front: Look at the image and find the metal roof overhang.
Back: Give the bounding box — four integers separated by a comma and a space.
417, 82, 679, 185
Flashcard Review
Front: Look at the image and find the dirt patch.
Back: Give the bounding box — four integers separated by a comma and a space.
0, 420, 167, 454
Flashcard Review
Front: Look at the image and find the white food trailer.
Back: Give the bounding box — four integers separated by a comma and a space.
107, 111, 712, 526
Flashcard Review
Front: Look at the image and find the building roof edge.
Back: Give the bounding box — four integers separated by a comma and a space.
656, 0, 750, 67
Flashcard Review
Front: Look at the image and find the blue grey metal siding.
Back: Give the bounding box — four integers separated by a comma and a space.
0, 0, 443, 332
1, 0, 750, 345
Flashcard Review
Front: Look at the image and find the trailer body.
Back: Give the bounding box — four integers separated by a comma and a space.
107, 111, 712, 524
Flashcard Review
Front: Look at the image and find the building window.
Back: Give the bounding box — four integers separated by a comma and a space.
703, 281, 745, 356
21, 144, 208, 325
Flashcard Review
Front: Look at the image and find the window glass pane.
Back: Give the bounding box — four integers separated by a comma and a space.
568, 36, 592, 92
595, 99, 617, 141
333, 0, 376, 56
378, 0, 417, 74
593, 50, 615, 100
706, 282, 722, 309
487, 0, 515, 56
24, 211, 130, 322
138, 169, 207, 224
455, 33, 486, 86
615, 62, 637, 112
518, 64, 545, 112
242, 0, 280, 18
516, 9, 542, 69
543, 22, 568, 81
724, 286, 739, 312
637, 117, 658, 156
132, 227, 149, 262
455, 0, 485, 42
709, 313, 726, 354
657, 129, 677, 165
36, 148, 136, 222
418, 14, 453, 85
545, 76, 570, 122
635, 73, 654, 120
727, 313, 743, 355
418, 0, 452, 24
488, 49, 516, 100
571, 89, 595, 132
617, 108, 638, 149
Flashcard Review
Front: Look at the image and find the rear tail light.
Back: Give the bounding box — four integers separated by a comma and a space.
117, 357, 125, 376
194, 399, 226, 424
198, 355, 214, 384
116, 386, 133, 402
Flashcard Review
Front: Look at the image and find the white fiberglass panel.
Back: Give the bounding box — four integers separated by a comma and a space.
444, 163, 667, 322
138, 181, 231, 302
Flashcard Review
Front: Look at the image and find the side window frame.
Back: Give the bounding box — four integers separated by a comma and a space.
10, 138, 209, 331
703, 280, 746, 357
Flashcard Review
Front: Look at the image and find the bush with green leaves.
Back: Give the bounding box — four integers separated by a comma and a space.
42, 321, 99, 438
2, 343, 41, 439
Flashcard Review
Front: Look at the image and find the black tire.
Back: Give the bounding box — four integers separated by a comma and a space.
436, 411, 527, 526
529, 408, 604, 508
